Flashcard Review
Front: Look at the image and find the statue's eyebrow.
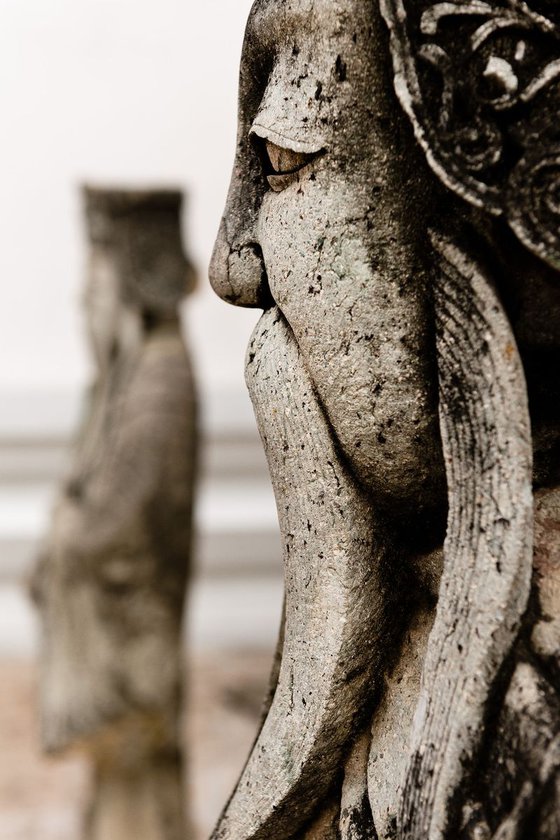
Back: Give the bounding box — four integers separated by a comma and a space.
244, 0, 276, 49
244, 0, 297, 56
239, 4, 277, 100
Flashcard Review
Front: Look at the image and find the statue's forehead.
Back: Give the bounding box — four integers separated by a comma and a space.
246, 0, 350, 51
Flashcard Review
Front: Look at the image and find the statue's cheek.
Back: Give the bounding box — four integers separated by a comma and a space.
258, 195, 329, 310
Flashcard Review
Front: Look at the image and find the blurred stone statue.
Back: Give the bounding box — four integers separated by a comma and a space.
33, 187, 197, 840
209, 1, 559, 838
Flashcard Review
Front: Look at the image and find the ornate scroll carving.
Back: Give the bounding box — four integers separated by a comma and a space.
379, 0, 560, 268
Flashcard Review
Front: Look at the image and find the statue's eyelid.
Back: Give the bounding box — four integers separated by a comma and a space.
248, 123, 325, 157
248, 124, 326, 192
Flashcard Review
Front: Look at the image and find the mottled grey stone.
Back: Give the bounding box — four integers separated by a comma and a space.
210, 2, 560, 838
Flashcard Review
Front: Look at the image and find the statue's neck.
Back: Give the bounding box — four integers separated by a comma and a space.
144, 315, 182, 340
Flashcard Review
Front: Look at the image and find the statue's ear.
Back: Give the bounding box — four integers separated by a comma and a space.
379, 0, 560, 271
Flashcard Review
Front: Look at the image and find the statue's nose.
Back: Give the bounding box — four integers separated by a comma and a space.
209, 219, 271, 309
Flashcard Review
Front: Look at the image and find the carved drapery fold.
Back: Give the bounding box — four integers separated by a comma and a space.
400, 235, 533, 838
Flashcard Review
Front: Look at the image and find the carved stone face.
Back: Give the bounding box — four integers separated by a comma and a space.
209, 3, 451, 838
83, 188, 194, 366
84, 244, 122, 372
211, 0, 445, 530
209, 3, 560, 838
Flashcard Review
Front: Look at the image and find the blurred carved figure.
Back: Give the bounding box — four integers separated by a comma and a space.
209, 1, 559, 839
33, 188, 197, 840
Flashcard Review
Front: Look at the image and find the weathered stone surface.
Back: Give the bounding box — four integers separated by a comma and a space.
399, 235, 533, 839
33, 187, 197, 840
210, 1, 559, 838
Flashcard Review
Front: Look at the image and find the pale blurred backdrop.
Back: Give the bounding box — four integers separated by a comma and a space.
0, 1, 283, 837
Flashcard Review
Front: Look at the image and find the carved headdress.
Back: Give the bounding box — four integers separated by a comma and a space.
380, 0, 560, 269
83, 186, 195, 315
380, 1, 559, 836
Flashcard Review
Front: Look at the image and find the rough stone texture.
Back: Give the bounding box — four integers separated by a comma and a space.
368, 601, 434, 838
32, 187, 197, 840
210, 1, 559, 838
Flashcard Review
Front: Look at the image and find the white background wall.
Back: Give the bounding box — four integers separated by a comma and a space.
0, 1, 284, 656
0, 0, 259, 433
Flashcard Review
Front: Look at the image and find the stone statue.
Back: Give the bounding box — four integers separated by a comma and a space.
209, 1, 559, 838
32, 187, 197, 840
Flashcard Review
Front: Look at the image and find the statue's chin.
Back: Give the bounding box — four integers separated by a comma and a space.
212, 308, 395, 840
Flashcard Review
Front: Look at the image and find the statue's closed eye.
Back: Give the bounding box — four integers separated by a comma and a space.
254, 137, 323, 192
